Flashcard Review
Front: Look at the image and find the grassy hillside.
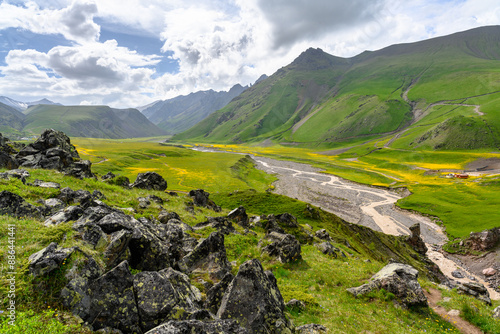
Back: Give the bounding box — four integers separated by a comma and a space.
2, 140, 499, 333
173, 26, 500, 150
0, 102, 25, 134
22, 105, 165, 139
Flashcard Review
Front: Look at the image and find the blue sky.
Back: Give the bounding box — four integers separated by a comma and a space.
0, 0, 499, 108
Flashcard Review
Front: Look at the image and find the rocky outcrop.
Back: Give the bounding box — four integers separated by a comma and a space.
44, 206, 84, 226
228, 206, 249, 227
262, 231, 302, 263
456, 282, 491, 305
189, 189, 221, 212
315, 229, 331, 241
205, 272, 234, 314
406, 223, 428, 255
296, 324, 328, 334
131, 171, 168, 191
0, 190, 42, 219
465, 227, 500, 251
15, 129, 93, 178
28, 242, 74, 277
315, 242, 341, 258
178, 232, 232, 280
347, 261, 428, 308
217, 259, 294, 333
194, 216, 236, 235
0, 133, 19, 169
145, 320, 249, 334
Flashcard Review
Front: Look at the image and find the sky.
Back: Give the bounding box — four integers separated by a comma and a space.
0, 0, 499, 108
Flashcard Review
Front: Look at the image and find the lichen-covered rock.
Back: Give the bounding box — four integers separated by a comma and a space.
217, 259, 294, 334
145, 319, 249, 334
81, 223, 108, 248
101, 171, 116, 180
286, 299, 306, 311
41, 198, 65, 214
189, 189, 221, 212
62, 261, 141, 333
456, 282, 491, 305
133, 268, 202, 331
158, 210, 181, 224
138, 196, 151, 209
0, 134, 19, 169
44, 206, 84, 226
315, 229, 331, 240
178, 231, 232, 280
131, 171, 167, 191
0, 168, 29, 181
0, 190, 42, 218
32, 179, 61, 189
228, 206, 249, 227
205, 272, 234, 314
262, 232, 302, 263
28, 242, 74, 277
58, 187, 93, 206
15, 129, 93, 178
103, 230, 132, 269
346, 261, 427, 308
276, 213, 298, 228
296, 324, 328, 334
315, 242, 339, 258
194, 216, 236, 235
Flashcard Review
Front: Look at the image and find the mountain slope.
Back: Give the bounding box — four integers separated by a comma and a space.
0, 96, 28, 111
141, 84, 248, 135
23, 105, 165, 139
173, 26, 500, 149
0, 101, 25, 132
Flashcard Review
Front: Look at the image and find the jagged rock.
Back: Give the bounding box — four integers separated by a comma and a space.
131, 171, 167, 191
483, 268, 497, 276
465, 228, 500, 251
164, 218, 194, 233
0, 190, 42, 218
31, 179, 61, 188
178, 231, 232, 280
73, 203, 118, 228
456, 282, 491, 305
0, 134, 19, 169
58, 187, 92, 205
189, 189, 221, 212
315, 242, 339, 258
276, 213, 298, 228
101, 172, 116, 180
28, 242, 74, 277
406, 223, 428, 255
451, 270, 465, 279
493, 306, 500, 319
228, 206, 249, 227
262, 231, 302, 263
0, 169, 29, 181
147, 194, 164, 204
39, 198, 65, 215
346, 261, 428, 308
205, 272, 234, 314
92, 190, 106, 200
133, 268, 202, 331
15, 129, 93, 178
44, 206, 84, 226
286, 299, 306, 310
262, 214, 285, 233
145, 320, 249, 334
194, 216, 236, 235
158, 210, 181, 223
296, 324, 328, 334
315, 229, 331, 240
217, 259, 294, 333
138, 197, 151, 209
62, 261, 141, 333
81, 223, 108, 248
103, 230, 132, 269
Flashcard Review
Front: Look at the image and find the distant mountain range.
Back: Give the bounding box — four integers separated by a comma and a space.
173, 26, 500, 151
0, 96, 61, 111
140, 82, 257, 135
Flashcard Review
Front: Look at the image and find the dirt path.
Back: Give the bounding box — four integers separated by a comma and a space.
424, 288, 483, 334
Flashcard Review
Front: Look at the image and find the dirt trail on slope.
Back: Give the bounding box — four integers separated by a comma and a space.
424, 288, 483, 334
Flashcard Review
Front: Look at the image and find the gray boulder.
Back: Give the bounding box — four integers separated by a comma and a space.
194, 216, 236, 235
133, 268, 202, 331
205, 272, 234, 314
276, 213, 298, 228
296, 324, 328, 334
178, 231, 232, 280
28, 242, 74, 277
262, 231, 302, 263
493, 306, 500, 319
145, 320, 248, 334
103, 230, 132, 269
315, 229, 331, 241
158, 210, 181, 224
456, 282, 491, 305
44, 206, 84, 226
315, 242, 339, 258
346, 261, 428, 308
228, 206, 249, 227
189, 189, 221, 212
131, 171, 167, 191
0, 190, 42, 219
217, 259, 294, 333
32, 179, 61, 189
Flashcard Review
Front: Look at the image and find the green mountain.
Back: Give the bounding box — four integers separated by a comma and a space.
173, 26, 500, 150
0, 101, 25, 133
22, 105, 165, 139
141, 84, 248, 135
